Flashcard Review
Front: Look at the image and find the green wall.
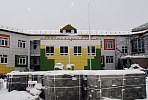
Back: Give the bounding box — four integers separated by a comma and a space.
84, 49, 102, 70
40, 49, 54, 71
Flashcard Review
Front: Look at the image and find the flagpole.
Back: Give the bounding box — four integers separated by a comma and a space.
88, 0, 91, 70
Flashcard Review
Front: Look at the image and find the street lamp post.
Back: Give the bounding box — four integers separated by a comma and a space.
88, 0, 91, 70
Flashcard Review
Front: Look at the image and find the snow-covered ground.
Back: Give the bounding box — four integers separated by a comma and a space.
0, 75, 147, 100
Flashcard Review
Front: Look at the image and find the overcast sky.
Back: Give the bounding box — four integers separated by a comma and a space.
0, 0, 148, 31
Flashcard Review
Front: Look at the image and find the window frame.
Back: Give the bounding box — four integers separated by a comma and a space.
0, 34, 10, 48
60, 46, 68, 56
88, 46, 96, 56
0, 55, 8, 64
104, 39, 115, 50
74, 46, 82, 56
18, 56, 27, 65
18, 40, 26, 48
122, 46, 128, 53
46, 46, 54, 56
33, 40, 37, 49
106, 56, 114, 63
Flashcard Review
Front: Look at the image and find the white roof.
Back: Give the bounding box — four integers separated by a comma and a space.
0, 25, 133, 36
7, 70, 144, 76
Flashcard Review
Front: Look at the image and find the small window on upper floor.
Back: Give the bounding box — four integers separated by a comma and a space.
88, 46, 96, 56
74, 46, 82, 56
66, 30, 71, 33
18, 40, 25, 48
60, 46, 68, 56
0, 34, 10, 48
104, 39, 115, 50
46, 46, 54, 56
33, 41, 37, 49
122, 46, 128, 53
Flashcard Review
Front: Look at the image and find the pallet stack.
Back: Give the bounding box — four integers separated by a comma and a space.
44, 72, 83, 100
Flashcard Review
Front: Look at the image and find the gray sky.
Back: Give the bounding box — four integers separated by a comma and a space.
0, 0, 148, 31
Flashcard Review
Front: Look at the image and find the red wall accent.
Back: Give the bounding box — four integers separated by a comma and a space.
104, 39, 115, 50
0, 34, 10, 48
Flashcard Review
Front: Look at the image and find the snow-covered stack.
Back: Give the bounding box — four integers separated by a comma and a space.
124, 73, 146, 99
85, 71, 146, 100
7, 74, 28, 92
43, 71, 82, 100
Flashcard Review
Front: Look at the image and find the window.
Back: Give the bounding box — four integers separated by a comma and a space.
60, 46, 68, 56
46, 46, 54, 56
88, 46, 96, 56
122, 46, 128, 53
104, 39, 115, 50
66, 30, 71, 33
106, 56, 113, 63
0, 55, 7, 64
74, 46, 82, 56
33, 40, 37, 49
131, 38, 145, 53
18, 56, 26, 65
33, 58, 37, 65
0, 37, 8, 46
18, 40, 25, 48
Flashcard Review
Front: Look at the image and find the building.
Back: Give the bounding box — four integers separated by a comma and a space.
0, 24, 134, 74
119, 22, 148, 69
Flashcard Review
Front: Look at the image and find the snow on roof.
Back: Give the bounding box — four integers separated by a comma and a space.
40, 70, 145, 76
7, 70, 144, 76
121, 55, 148, 59
132, 22, 148, 32
0, 25, 133, 36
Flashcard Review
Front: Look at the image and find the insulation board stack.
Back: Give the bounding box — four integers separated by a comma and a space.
7, 74, 28, 92
44, 71, 83, 100
124, 73, 146, 100
85, 71, 146, 100
86, 75, 124, 100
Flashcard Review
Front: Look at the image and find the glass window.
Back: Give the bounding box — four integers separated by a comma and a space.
18, 56, 26, 65
60, 46, 68, 56
74, 46, 82, 56
104, 39, 115, 50
33, 40, 37, 49
18, 40, 26, 48
0, 37, 8, 46
0, 55, 8, 64
106, 56, 113, 63
88, 46, 96, 56
46, 46, 54, 56
122, 46, 128, 53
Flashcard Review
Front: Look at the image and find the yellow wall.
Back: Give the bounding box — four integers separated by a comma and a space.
46, 46, 101, 70
0, 64, 14, 75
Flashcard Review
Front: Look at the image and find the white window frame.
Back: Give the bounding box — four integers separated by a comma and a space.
18, 56, 26, 65
88, 46, 96, 56
74, 46, 82, 56
106, 41, 113, 49
0, 37, 8, 46
46, 46, 54, 56
0, 55, 7, 64
122, 46, 128, 53
106, 56, 113, 63
60, 46, 68, 56
18, 40, 25, 48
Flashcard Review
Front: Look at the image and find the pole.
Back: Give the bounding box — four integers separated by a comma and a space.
88, 0, 91, 70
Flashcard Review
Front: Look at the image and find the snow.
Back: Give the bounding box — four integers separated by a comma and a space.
121, 55, 148, 59
129, 64, 145, 70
